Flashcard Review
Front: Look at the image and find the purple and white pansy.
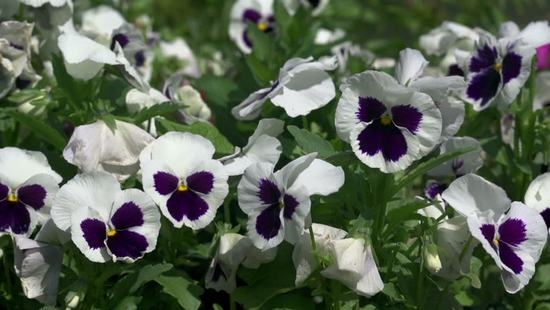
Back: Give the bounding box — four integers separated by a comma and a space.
457, 33, 534, 110
232, 56, 337, 120
525, 173, 550, 231
335, 70, 442, 173
0, 147, 62, 235
52, 172, 160, 263
229, 0, 275, 54
442, 174, 547, 293
140, 132, 229, 230
428, 136, 483, 178
237, 153, 344, 250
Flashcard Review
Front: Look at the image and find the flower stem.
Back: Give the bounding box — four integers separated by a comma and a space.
309, 226, 317, 252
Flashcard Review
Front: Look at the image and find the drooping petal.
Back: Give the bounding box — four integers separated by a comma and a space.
428, 137, 483, 177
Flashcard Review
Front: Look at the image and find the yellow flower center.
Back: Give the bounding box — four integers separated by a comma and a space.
107, 228, 117, 237
7, 193, 18, 203
257, 21, 269, 32
493, 238, 499, 248
278, 202, 285, 209
494, 63, 502, 72
380, 115, 392, 126
178, 184, 188, 192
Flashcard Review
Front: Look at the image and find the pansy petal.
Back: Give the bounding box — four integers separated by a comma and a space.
395, 48, 428, 86
442, 174, 511, 220
247, 204, 285, 250
106, 230, 148, 262
231, 87, 271, 120
52, 172, 119, 231
0, 199, 31, 235
0, 147, 62, 190
238, 162, 278, 215
525, 173, 550, 214
428, 137, 483, 177
70, 207, 110, 263
290, 159, 344, 196
274, 153, 317, 189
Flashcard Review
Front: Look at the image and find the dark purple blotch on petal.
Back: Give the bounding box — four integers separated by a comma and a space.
391, 105, 422, 134
424, 181, 447, 199
258, 179, 281, 205
282, 194, 299, 219
470, 44, 497, 72
448, 64, 464, 77
111, 33, 130, 50
17, 184, 47, 211
106, 230, 148, 259
242, 9, 262, 23
242, 30, 253, 48
187, 171, 214, 194
540, 208, 550, 228
480, 224, 496, 247
498, 242, 524, 274
134, 50, 146, 67
166, 190, 209, 221
466, 68, 501, 106
255, 204, 281, 240
357, 122, 408, 162
0, 183, 8, 199
356, 97, 386, 123
211, 262, 228, 282
501, 52, 522, 85
498, 218, 527, 247
154, 171, 178, 195
307, 0, 321, 8
81, 219, 107, 249
0, 200, 31, 234
111, 202, 144, 230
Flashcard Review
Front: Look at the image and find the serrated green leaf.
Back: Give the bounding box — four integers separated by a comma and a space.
132, 102, 180, 124
156, 118, 234, 154
287, 125, 336, 158
101, 114, 118, 133
7, 111, 66, 150
130, 263, 173, 293
155, 273, 203, 310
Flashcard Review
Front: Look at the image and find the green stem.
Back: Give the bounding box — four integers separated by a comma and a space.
223, 196, 232, 225
416, 243, 425, 308
2, 251, 12, 300
309, 226, 317, 252
458, 236, 474, 263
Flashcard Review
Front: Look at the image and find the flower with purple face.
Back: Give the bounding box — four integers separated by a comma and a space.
442, 174, 547, 293
458, 33, 534, 110
335, 70, 442, 173
229, 0, 275, 54
52, 172, 160, 263
525, 173, 550, 232
0, 147, 62, 235
140, 132, 229, 230
238, 153, 344, 250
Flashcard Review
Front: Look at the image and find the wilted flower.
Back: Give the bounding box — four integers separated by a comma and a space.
205, 233, 276, 292
237, 153, 344, 250
442, 174, 548, 293
525, 173, 550, 231
52, 172, 160, 262
0, 147, 62, 235
229, 0, 275, 54
63, 120, 155, 182
220, 118, 284, 176
232, 56, 337, 120
321, 238, 384, 298
292, 223, 347, 285
0, 21, 40, 99
428, 136, 483, 177
13, 220, 66, 305
140, 132, 229, 230
335, 70, 442, 173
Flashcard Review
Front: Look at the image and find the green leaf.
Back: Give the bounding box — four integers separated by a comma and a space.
130, 263, 173, 293
6, 111, 67, 150
156, 118, 234, 154
51, 54, 82, 103
287, 125, 336, 158
155, 273, 203, 310
193, 75, 238, 108
132, 102, 181, 124
248, 24, 272, 61
101, 114, 118, 132
6, 89, 48, 105
388, 147, 476, 199
245, 55, 272, 86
